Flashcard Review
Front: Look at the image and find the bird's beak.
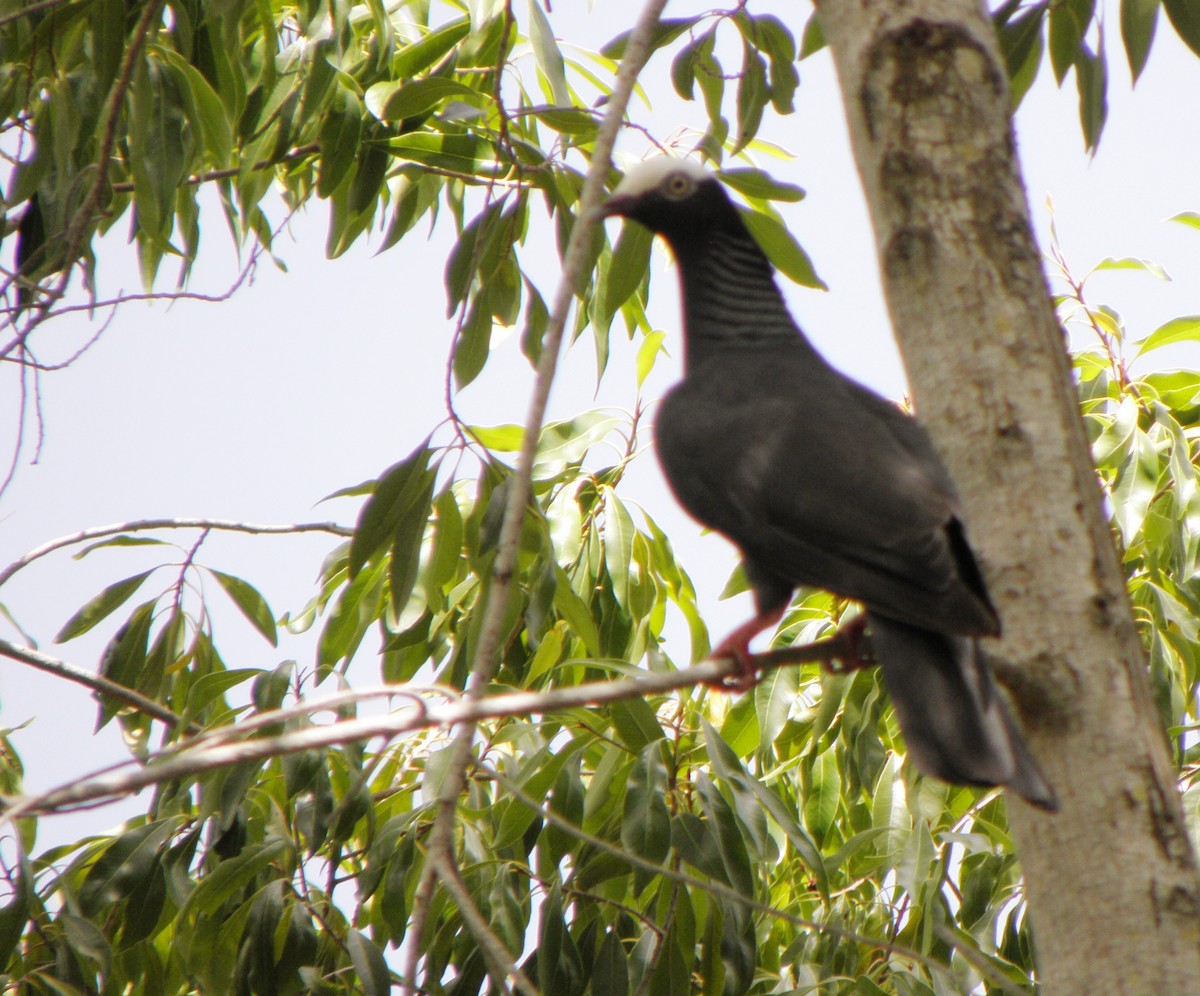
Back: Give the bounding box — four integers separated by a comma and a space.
597, 193, 632, 220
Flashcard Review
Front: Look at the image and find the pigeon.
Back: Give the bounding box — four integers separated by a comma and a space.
600, 157, 1057, 810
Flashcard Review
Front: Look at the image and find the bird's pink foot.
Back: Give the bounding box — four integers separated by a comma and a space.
709, 603, 787, 691
824, 615, 875, 674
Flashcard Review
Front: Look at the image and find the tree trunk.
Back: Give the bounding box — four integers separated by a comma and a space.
813, 0, 1200, 990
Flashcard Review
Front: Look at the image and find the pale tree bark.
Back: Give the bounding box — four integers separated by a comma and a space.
814, 0, 1200, 991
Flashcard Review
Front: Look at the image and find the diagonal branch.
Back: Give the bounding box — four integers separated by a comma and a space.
401, 1, 673, 992
0, 518, 352, 590
0, 637, 191, 730
1, 632, 851, 819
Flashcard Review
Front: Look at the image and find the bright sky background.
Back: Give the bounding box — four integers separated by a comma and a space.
2, 0, 1199, 850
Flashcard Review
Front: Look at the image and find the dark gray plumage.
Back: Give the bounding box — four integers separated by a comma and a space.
601, 158, 1056, 811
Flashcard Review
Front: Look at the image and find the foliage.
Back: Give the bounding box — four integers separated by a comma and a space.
987, 0, 1200, 152
1, 2, 1199, 995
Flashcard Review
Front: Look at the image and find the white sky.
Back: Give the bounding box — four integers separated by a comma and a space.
2, 0, 1199, 849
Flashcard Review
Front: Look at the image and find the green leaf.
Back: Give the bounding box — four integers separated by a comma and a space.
1122, 0, 1160, 81
672, 813, 727, 882
671, 35, 701, 100
755, 663, 798, 748
799, 11, 826, 58
803, 749, 841, 846
471, 423, 524, 452
79, 819, 181, 918
209, 570, 278, 646
603, 489, 636, 610
1076, 42, 1108, 152
696, 774, 755, 897
364, 77, 477, 122
349, 440, 433, 578
183, 668, 260, 721
1092, 256, 1170, 280
56, 570, 156, 642
602, 17, 697, 59
527, 0, 570, 105
161, 49, 233, 167
1049, 0, 1093, 85
1164, 0, 1200, 56
733, 48, 768, 154
532, 106, 600, 139
718, 695, 759, 758
1168, 211, 1200, 231
347, 929, 391, 996
719, 168, 806, 203
603, 221, 653, 320
0, 852, 31, 962
453, 299, 494, 389
72, 535, 168, 559
636, 331, 667, 388
392, 17, 471, 77
620, 744, 671, 863
739, 207, 826, 288
552, 565, 600, 656
996, 1, 1049, 76
389, 471, 436, 613
1112, 429, 1160, 543
610, 697, 665, 752
591, 929, 630, 996
1136, 315, 1200, 357
317, 93, 362, 198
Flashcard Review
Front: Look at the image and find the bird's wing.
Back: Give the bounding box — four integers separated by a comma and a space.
656, 356, 995, 634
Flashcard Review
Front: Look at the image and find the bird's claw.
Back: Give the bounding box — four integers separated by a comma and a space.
710, 647, 762, 692
822, 616, 875, 674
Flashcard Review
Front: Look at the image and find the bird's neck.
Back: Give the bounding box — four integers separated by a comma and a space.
670, 226, 810, 371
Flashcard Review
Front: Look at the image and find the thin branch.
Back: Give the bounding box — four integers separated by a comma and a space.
0, 257, 259, 330
487, 766, 962, 984
1, 634, 850, 819
426, 847, 538, 996
0, 0, 74, 29
0, 637, 191, 730
0, 518, 353, 590
403, 2, 672, 988
107, 143, 321, 194
0, 0, 166, 365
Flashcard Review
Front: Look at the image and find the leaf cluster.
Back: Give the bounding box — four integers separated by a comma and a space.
4, 3, 1200, 995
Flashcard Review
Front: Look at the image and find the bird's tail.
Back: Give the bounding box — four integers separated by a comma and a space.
867, 613, 1058, 811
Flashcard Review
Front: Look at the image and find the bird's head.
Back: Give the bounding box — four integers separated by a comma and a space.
600, 157, 733, 242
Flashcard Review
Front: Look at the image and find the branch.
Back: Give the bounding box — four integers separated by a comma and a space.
0, 633, 850, 819
0, 0, 74, 29
426, 847, 538, 996
487, 766, 964, 986
401, 2, 671, 988
107, 143, 321, 195
0, 518, 352, 590
0, 0, 166, 364
0, 637, 190, 730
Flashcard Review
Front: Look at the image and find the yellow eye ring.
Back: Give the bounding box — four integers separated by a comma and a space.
664, 173, 693, 198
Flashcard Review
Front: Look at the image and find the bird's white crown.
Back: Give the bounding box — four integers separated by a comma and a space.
611, 156, 709, 199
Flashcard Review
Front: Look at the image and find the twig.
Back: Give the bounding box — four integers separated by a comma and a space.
400, 2, 673, 989
107, 143, 321, 194
0, 518, 353, 590
0, 0, 74, 29
0, 0, 166, 365
0, 633, 850, 819
488, 765, 959, 983
426, 847, 538, 996
0, 637, 191, 731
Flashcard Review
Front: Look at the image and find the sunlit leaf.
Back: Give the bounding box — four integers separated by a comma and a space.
56, 571, 156, 643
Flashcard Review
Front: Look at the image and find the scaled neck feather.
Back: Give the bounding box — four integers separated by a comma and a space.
668, 222, 814, 371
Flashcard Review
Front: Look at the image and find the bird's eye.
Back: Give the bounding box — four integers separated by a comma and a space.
664, 173, 694, 199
